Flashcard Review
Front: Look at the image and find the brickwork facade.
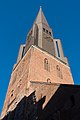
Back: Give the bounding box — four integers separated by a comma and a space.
1, 45, 74, 118
1, 7, 74, 119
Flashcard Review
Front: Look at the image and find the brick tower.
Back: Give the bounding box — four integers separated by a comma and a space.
1, 7, 74, 119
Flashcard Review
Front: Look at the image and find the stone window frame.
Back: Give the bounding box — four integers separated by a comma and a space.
10, 89, 14, 98
11, 93, 13, 97
49, 31, 51, 36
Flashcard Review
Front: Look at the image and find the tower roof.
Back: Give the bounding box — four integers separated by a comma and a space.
35, 6, 50, 27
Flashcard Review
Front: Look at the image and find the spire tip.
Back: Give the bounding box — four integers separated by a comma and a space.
40, 6, 42, 9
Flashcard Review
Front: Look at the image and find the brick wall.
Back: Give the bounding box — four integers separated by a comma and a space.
1, 45, 74, 118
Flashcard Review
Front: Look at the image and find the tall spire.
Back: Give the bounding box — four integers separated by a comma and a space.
23, 7, 68, 66
35, 6, 50, 27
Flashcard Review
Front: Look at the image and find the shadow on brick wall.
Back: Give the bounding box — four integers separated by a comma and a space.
1, 84, 80, 120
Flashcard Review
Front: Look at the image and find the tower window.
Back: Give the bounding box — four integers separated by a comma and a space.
43, 28, 45, 31
56, 65, 60, 71
46, 30, 48, 33
22, 46, 25, 58
11, 90, 14, 93
11, 93, 13, 97
49, 32, 51, 36
47, 78, 51, 83
11, 90, 14, 97
44, 58, 50, 71
56, 41, 60, 57
56, 65, 63, 79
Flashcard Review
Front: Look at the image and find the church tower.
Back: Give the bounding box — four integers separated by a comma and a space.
1, 7, 74, 119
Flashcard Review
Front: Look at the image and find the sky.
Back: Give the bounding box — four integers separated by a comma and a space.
0, 0, 80, 115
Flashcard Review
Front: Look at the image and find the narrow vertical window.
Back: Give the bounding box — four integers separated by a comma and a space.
56, 65, 63, 79
11, 94, 13, 97
46, 30, 48, 34
47, 78, 51, 83
43, 28, 45, 32
44, 58, 50, 71
22, 46, 25, 58
49, 32, 51, 36
56, 41, 60, 57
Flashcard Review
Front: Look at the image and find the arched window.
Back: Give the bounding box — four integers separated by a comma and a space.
46, 30, 48, 34
47, 78, 51, 83
44, 58, 50, 71
56, 41, 60, 57
43, 28, 45, 32
11, 93, 13, 97
49, 32, 51, 36
56, 65, 60, 71
11, 90, 14, 97
56, 65, 63, 79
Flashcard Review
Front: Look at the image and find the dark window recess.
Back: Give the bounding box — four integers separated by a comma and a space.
56, 41, 60, 57
47, 78, 51, 83
43, 28, 45, 32
11, 94, 13, 97
11, 90, 14, 93
44, 58, 50, 72
49, 32, 51, 35
56, 65, 60, 71
22, 46, 25, 58
46, 30, 48, 33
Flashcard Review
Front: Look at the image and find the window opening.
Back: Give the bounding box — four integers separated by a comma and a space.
46, 30, 48, 33
44, 58, 50, 71
11, 93, 13, 97
56, 41, 60, 57
47, 78, 51, 83
43, 28, 45, 32
56, 65, 63, 79
49, 32, 51, 36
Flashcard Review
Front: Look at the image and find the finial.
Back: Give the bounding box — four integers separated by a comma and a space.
40, 6, 42, 10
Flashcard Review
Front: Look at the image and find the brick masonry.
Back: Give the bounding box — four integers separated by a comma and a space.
0, 7, 74, 119
1, 45, 74, 119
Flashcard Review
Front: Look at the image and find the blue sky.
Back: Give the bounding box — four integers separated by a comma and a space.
0, 0, 80, 114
